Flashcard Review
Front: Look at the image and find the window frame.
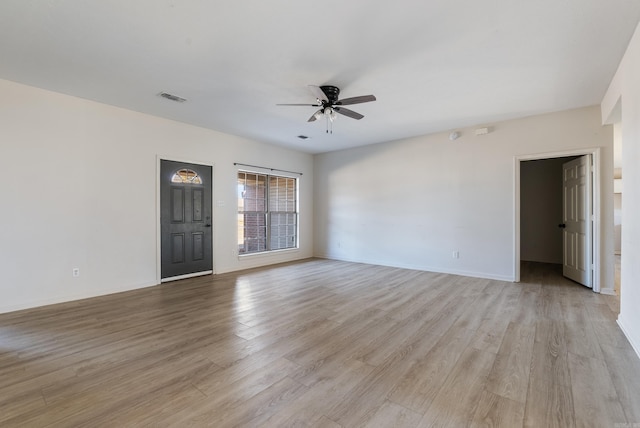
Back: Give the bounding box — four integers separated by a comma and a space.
237, 170, 299, 256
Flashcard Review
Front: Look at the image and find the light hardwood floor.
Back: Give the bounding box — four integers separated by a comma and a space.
1, 259, 639, 427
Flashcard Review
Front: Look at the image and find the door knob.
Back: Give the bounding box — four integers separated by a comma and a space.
558, 223, 566, 228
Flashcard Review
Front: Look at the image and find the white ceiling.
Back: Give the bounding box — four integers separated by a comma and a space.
1, 1, 639, 154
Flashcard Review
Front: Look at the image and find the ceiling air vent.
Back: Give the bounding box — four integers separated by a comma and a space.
159, 92, 187, 103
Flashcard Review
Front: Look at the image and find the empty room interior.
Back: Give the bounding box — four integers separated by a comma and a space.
2, 1, 640, 426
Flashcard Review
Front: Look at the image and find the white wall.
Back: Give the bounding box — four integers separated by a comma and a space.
0, 79, 313, 314
314, 106, 613, 284
520, 157, 567, 264
602, 21, 640, 357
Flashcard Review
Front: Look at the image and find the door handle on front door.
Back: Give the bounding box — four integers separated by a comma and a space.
558, 223, 566, 228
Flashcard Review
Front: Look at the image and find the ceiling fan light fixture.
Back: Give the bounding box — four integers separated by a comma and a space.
277, 85, 376, 132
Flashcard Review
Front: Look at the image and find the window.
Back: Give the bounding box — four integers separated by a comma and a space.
237, 171, 298, 254
171, 169, 203, 184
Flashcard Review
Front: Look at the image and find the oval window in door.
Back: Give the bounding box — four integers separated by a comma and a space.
171, 169, 203, 184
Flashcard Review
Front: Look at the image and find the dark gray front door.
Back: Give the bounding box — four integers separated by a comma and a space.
161, 160, 212, 279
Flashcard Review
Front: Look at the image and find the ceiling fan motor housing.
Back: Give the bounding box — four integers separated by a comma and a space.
320, 85, 340, 103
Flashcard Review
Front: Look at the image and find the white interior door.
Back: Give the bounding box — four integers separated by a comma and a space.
562, 155, 593, 287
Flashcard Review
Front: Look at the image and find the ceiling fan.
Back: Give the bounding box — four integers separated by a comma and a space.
277, 85, 376, 133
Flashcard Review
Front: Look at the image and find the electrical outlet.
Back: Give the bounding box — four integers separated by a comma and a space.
72, 268, 80, 277
452, 251, 459, 259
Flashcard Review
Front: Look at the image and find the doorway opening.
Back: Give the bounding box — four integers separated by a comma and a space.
514, 148, 602, 292
613, 122, 622, 295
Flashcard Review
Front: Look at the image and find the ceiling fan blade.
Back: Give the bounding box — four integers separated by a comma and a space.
308, 109, 323, 122
334, 107, 364, 120
276, 103, 321, 106
308, 85, 329, 102
335, 95, 376, 105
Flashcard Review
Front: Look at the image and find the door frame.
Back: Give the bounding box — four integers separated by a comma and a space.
156, 155, 215, 284
513, 147, 601, 292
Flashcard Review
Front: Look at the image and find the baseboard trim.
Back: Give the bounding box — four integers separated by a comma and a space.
618, 316, 640, 360
0, 280, 158, 315
599, 287, 617, 296
314, 254, 514, 282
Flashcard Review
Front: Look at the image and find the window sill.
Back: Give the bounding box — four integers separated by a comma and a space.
238, 248, 300, 260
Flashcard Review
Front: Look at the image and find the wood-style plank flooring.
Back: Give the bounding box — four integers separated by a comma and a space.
1, 259, 639, 427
